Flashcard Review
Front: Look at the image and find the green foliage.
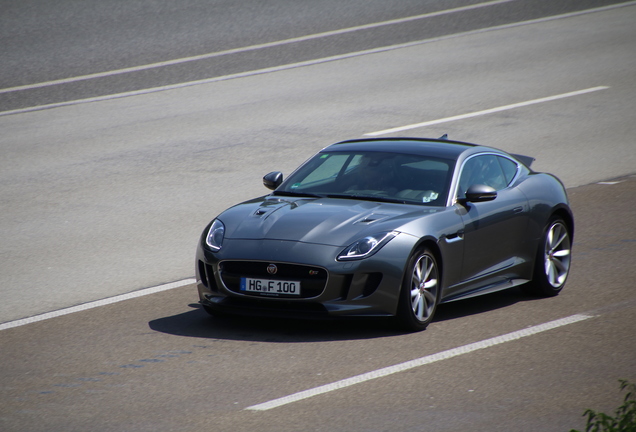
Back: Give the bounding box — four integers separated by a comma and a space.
570, 380, 636, 432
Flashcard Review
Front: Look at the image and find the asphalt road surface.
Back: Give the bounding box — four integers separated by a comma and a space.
2, 176, 635, 431
0, 0, 630, 113
1, 0, 635, 324
1, 1, 635, 431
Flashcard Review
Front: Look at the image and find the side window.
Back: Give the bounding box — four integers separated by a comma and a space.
458, 155, 508, 197
497, 156, 518, 185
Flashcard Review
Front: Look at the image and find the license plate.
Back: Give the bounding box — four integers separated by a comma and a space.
240, 278, 301, 295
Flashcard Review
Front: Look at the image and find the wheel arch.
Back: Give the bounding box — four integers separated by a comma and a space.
550, 205, 575, 239
410, 238, 444, 285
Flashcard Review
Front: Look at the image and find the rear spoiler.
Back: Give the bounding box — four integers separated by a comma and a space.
512, 154, 535, 168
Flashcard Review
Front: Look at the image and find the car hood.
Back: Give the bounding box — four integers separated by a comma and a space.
219, 196, 442, 247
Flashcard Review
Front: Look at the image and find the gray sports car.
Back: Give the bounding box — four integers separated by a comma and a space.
195, 137, 573, 331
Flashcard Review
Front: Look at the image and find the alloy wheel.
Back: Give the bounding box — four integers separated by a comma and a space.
410, 253, 439, 322
544, 221, 572, 288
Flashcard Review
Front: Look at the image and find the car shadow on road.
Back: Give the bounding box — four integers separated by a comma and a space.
148, 288, 536, 343
433, 287, 532, 322
148, 305, 402, 342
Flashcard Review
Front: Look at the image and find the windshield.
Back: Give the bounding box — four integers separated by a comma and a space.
275, 151, 454, 206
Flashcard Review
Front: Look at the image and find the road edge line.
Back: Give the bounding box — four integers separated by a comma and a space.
0, 278, 195, 331
2, 1, 634, 117
245, 313, 595, 411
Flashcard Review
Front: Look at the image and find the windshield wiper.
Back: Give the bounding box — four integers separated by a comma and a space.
272, 190, 323, 198
273, 191, 409, 204
326, 194, 407, 204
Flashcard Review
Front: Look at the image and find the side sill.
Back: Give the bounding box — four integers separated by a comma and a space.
441, 278, 529, 303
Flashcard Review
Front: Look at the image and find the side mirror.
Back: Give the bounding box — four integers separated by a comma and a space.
263, 171, 283, 190
464, 184, 497, 203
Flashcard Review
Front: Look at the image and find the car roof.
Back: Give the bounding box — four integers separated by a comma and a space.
323, 137, 479, 160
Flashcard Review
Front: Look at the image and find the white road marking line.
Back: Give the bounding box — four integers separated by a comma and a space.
245, 313, 595, 411
3, 1, 633, 117
365, 86, 610, 136
0, 278, 195, 331
0, 0, 516, 95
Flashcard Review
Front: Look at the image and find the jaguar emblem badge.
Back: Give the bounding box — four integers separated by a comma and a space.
267, 264, 278, 275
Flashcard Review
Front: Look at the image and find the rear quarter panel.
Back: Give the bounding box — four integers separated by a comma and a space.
517, 172, 573, 244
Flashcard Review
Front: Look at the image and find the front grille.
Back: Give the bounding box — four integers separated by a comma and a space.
219, 261, 328, 299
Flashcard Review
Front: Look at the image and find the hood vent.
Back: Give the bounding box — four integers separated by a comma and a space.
357, 214, 389, 224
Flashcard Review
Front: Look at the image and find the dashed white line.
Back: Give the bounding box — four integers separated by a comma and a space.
2, 2, 634, 116
0, 278, 196, 331
365, 86, 610, 136
0, 0, 516, 95
245, 313, 595, 411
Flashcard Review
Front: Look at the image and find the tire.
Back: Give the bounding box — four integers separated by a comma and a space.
523, 217, 572, 297
396, 248, 440, 331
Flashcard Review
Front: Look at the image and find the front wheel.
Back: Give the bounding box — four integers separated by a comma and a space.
396, 248, 440, 332
523, 217, 572, 297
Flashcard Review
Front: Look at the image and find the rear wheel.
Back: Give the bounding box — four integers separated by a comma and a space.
524, 217, 572, 297
396, 248, 440, 331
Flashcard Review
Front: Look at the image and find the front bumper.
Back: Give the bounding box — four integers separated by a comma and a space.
196, 236, 417, 319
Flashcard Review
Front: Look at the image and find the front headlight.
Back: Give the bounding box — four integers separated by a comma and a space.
205, 219, 225, 251
337, 231, 398, 261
